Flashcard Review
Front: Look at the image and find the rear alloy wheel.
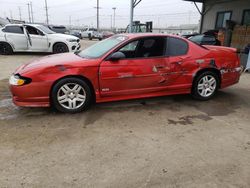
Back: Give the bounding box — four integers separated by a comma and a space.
53, 43, 69, 54
52, 78, 92, 113
192, 71, 219, 100
0, 42, 13, 55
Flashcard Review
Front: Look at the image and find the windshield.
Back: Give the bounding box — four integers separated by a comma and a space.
36, 25, 55, 34
77, 35, 128, 58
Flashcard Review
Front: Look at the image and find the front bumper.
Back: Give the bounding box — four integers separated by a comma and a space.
68, 42, 81, 52
10, 80, 52, 107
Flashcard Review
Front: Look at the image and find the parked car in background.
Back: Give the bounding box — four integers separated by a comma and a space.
0, 24, 80, 54
102, 31, 114, 39
189, 34, 221, 46
181, 32, 198, 39
9, 34, 242, 113
47, 25, 68, 34
69, 30, 82, 39
81, 27, 102, 40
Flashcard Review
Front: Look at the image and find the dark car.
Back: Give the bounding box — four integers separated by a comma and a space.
181, 33, 198, 39
102, 31, 114, 39
189, 34, 221, 46
70, 30, 82, 39
47, 25, 68, 34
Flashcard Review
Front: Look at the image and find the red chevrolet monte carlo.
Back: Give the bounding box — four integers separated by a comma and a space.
9, 34, 242, 113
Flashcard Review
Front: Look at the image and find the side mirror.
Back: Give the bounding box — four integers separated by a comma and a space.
108, 52, 125, 61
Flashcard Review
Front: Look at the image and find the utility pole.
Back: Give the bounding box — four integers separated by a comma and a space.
110, 15, 112, 30
18, 7, 22, 20
94, 0, 100, 31
97, 0, 99, 31
9, 10, 13, 19
27, 3, 31, 23
44, 0, 49, 25
30, 2, 34, 23
129, 0, 142, 33
112, 7, 116, 30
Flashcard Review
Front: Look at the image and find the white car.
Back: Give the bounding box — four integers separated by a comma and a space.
81, 27, 102, 40
0, 24, 81, 55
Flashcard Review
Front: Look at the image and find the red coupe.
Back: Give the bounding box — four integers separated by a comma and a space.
9, 34, 242, 113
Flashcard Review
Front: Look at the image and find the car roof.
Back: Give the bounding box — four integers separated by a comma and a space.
4, 23, 43, 27
118, 33, 187, 40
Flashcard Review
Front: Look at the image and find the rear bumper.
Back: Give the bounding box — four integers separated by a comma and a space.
220, 67, 242, 88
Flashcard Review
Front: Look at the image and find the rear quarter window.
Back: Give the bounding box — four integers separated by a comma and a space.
4, 26, 24, 34
166, 37, 188, 56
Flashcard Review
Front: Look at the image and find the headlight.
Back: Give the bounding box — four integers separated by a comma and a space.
9, 74, 31, 86
67, 39, 78, 42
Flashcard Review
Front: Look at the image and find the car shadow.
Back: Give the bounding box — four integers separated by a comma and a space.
0, 74, 248, 123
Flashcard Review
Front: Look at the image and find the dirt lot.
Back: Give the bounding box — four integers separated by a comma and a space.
0, 39, 250, 188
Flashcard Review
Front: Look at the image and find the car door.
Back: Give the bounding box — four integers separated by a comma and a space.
25, 26, 48, 51
4, 25, 28, 50
165, 36, 190, 86
99, 37, 170, 97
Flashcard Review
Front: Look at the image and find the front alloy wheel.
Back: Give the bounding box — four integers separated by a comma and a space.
52, 78, 92, 113
57, 83, 86, 110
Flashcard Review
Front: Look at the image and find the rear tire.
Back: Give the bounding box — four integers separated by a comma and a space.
191, 71, 219, 100
88, 33, 93, 40
53, 43, 69, 54
0, 42, 13, 55
51, 78, 92, 113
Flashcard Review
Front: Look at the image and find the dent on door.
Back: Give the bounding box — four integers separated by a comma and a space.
99, 57, 171, 97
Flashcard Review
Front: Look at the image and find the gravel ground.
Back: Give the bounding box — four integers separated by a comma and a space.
0, 39, 250, 188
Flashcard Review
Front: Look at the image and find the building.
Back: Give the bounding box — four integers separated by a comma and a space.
153, 24, 199, 35
184, 0, 250, 33
184, 0, 250, 67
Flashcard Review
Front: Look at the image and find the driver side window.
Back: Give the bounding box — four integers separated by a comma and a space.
119, 40, 139, 59
26, 26, 43, 35
118, 37, 165, 59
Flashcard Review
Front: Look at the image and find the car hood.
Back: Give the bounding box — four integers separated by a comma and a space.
15, 53, 97, 75
48, 33, 78, 40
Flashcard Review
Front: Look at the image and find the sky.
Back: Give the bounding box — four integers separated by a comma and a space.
0, 0, 202, 28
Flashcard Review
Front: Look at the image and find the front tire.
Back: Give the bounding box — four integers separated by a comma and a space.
192, 71, 219, 100
0, 42, 13, 55
53, 43, 69, 54
51, 78, 92, 113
